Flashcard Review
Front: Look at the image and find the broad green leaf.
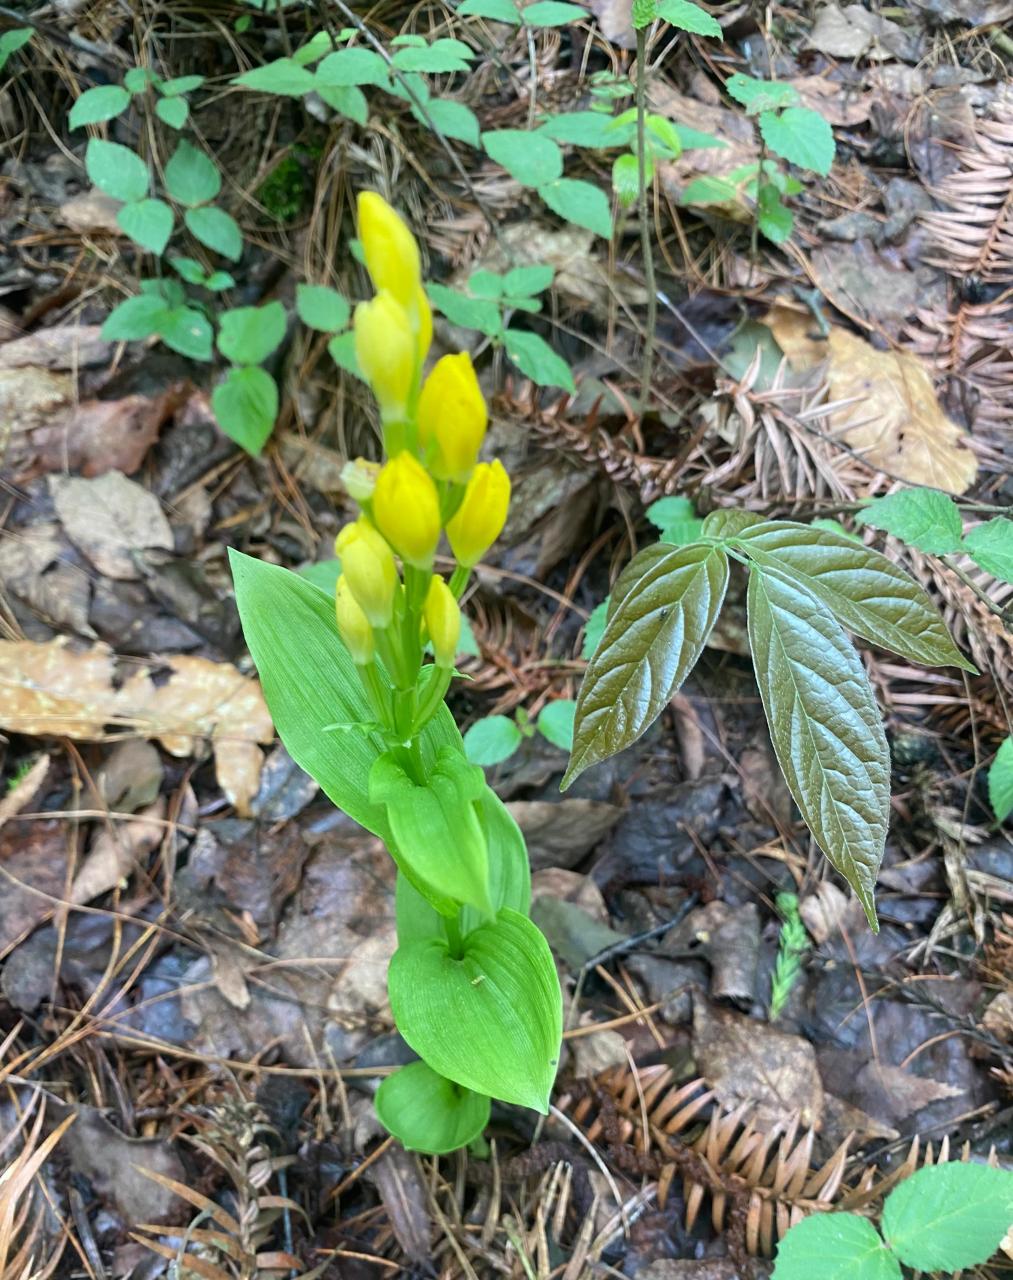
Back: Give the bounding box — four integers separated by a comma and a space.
582, 598, 610, 659
327, 331, 364, 379
771, 1213, 899, 1280
482, 130, 563, 186
606, 542, 678, 622
855, 487, 963, 554
537, 700, 576, 750
370, 747, 493, 916
522, 0, 588, 24
388, 908, 561, 1110
315, 83, 368, 124
159, 306, 213, 361
160, 74, 205, 96
426, 283, 502, 335
212, 366, 278, 455
504, 329, 575, 392
757, 182, 793, 243
503, 264, 553, 297
228, 551, 465, 840
417, 97, 481, 146
101, 293, 170, 342
881, 1162, 1013, 1272
85, 139, 149, 203
124, 67, 157, 93
185, 206, 243, 260
645, 114, 683, 157
170, 256, 206, 285
539, 177, 612, 236
702, 509, 763, 538
655, 0, 721, 35
0, 28, 32, 73
296, 283, 350, 332
464, 715, 522, 766
738, 521, 975, 671
989, 735, 1013, 823
564, 544, 729, 788
217, 301, 287, 364
747, 567, 889, 930
117, 198, 173, 254
612, 153, 640, 208
164, 140, 221, 206
234, 58, 318, 96
316, 47, 390, 88
155, 96, 188, 129
69, 84, 131, 129
293, 33, 338, 65
459, 0, 522, 21
392, 39, 473, 72
539, 111, 621, 148
725, 73, 798, 115
760, 106, 835, 176
376, 1061, 489, 1154
962, 516, 1013, 584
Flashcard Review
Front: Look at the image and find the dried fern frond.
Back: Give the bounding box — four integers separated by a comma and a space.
922, 102, 1013, 284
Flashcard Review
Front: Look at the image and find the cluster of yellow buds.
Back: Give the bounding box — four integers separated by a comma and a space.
333, 191, 512, 742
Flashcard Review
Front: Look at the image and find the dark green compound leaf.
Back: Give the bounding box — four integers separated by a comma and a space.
376, 1061, 490, 1154
881, 1163, 1013, 1273
771, 1212, 900, 1280
746, 567, 890, 930
738, 521, 975, 671
212, 366, 278, 455
563, 543, 729, 789
855, 487, 964, 555
701, 509, 764, 539
388, 907, 562, 1111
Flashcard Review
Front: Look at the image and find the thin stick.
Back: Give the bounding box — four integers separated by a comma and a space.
635, 26, 657, 420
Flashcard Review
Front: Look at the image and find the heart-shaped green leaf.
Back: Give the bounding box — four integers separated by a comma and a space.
738, 521, 975, 671
389, 908, 561, 1111
376, 1061, 490, 1154
747, 567, 889, 929
564, 543, 728, 788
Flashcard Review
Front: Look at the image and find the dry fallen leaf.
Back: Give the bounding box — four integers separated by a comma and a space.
0, 523, 94, 636
766, 307, 977, 494
57, 188, 123, 235
0, 325, 109, 370
71, 799, 166, 904
0, 639, 274, 814
50, 471, 174, 579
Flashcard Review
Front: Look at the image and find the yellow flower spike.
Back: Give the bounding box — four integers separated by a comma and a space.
357, 191, 421, 311
424, 576, 461, 669
341, 457, 381, 504
373, 451, 442, 568
418, 352, 487, 483
335, 518, 399, 626
335, 575, 375, 665
353, 292, 416, 423
446, 460, 511, 568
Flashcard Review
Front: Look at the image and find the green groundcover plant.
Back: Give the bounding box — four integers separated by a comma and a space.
230, 191, 562, 1154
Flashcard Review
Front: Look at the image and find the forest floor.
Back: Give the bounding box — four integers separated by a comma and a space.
0, 0, 1011, 1277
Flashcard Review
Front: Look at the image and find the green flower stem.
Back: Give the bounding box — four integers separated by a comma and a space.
412, 664, 453, 734
449, 564, 470, 598
443, 908, 465, 960
358, 660, 391, 727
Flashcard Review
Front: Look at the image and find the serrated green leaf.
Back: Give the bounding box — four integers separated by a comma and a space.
165, 140, 221, 206
427, 283, 502, 335
316, 47, 390, 88
522, 0, 588, 24
725, 73, 798, 115
159, 306, 213, 361
235, 57, 318, 96
738, 521, 975, 671
101, 293, 171, 342
631, 0, 656, 26
86, 139, 149, 203
217, 301, 287, 364
758, 182, 793, 243
464, 715, 522, 766
315, 83, 368, 124
612, 153, 641, 208
212, 366, 278, 455
538, 110, 622, 147
537, 700, 576, 750
747, 567, 889, 930
771, 1212, 900, 1280
962, 516, 1013, 584
185, 206, 243, 261
760, 106, 835, 175
855, 488, 964, 554
503, 263, 554, 296
458, 0, 522, 21
376, 1061, 490, 1154
503, 329, 575, 392
388, 908, 561, 1111
417, 97, 481, 146
539, 177, 612, 236
655, 0, 721, 35
564, 544, 729, 788
117, 198, 173, 254
989, 735, 1013, 823
582, 598, 610, 659
69, 84, 131, 129
296, 283, 350, 332
483, 129, 563, 186
881, 1163, 1013, 1272
155, 95, 188, 129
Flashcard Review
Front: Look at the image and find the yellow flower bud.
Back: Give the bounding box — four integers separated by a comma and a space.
446, 460, 511, 568
341, 457, 381, 504
353, 292, 416, 422
335, 518, 398, 626
357, 191, 421, 311
373, 451, 442, 568
424, 575, 461, 669
418, 352, 487, 483
335, 575, 374, 665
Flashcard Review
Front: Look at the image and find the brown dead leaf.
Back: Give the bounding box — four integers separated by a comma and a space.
810, 242, 947, 338
50, 471, 174, 580
369, 1146, 431, 1263
0, 755, 50, 829
57, 189, 123, 234
817, 1048, 964, 1125
793, 76, 874, 127
809, 3, 919, 61
0, 325, 109, 369
0, 523, 94, 636
60, 1106, 186, 1224
71, 799, 166, 904
0, 818, 69, 955
531, 868, 610, 922
0, 366, 74, 438
570, 1012, 628, 1079
693, 1000, 824, 1131
766, 308, 977, 493
688, 901, 760, 1005
508, 798, 622, 870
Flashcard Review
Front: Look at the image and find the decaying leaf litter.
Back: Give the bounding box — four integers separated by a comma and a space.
0, 0, 1011, 1276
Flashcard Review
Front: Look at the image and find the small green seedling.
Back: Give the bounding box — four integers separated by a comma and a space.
464, 700, 577, 766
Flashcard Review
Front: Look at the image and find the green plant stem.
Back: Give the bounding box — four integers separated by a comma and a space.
525, 25, 538, 129
358, 661, 390, 726
635, 26, 656, 421
412, 665, 453, 734
449, 565, 470, 598
444, 909, 465, 960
